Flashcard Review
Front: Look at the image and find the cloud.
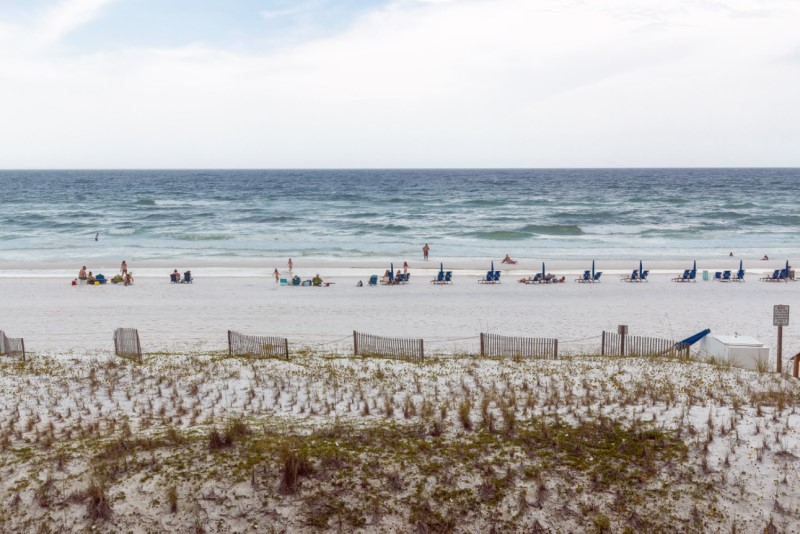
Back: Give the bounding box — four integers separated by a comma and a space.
36, 0, 114, 46
0, 0, 799, 168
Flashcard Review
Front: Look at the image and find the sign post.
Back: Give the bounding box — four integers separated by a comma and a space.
774, 305, 790, 373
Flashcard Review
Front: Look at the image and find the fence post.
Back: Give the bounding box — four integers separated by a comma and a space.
480, 333, 485, 357
228, 330, 232, 356
353, 331, 358, 356
601, 331, 605, 356
135, 330, 142, 363
21, 339, 25, 362
553, 339, 558, 359
618, 325, 628, 356
420, 339, 424, 362
284, 338, 289, 360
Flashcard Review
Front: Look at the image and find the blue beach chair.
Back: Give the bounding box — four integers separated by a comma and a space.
368, 275, 378, 286
444, 271, 453, 284
593, 272, 602, 282
576, 270, 591, 283
672, 269, 690, 282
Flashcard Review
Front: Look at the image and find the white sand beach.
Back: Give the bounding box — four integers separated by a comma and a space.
1, 268, 798, 361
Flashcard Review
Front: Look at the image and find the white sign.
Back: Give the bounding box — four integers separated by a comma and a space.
774, 305, 790, 327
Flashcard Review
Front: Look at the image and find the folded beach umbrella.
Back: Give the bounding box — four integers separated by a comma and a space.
639, 260, 643, 278
542, 262, 546, 278
693, 260, 697, 272
591, 260, 595, 278
389, 262, 394, 283
491, 261, 495, 275
739, 260, 743, 272
440, 262, 444, 275
786, 260, 790, 274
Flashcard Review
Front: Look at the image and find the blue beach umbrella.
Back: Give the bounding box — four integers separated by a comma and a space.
390, 262, 394, 283
591, 260, 595, 278
693, 260, 697, 273
542, 262, 546, 278
491, 260, 495, 275
786, 260, 790, 275
639, 260, 643, 279
739, 260, 743, 273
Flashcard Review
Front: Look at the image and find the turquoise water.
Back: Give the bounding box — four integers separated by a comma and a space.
0, 169, 798, 263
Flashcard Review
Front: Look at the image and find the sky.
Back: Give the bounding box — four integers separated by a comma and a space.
1, 0, 799, 168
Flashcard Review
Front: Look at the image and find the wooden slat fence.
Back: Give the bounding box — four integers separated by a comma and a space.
228, 330, 289, 359
353, 331, 424, 363
601, 331, 688, 357
114, 328, 142, 363
0, 330, 26, 361
480, 333, 558, 359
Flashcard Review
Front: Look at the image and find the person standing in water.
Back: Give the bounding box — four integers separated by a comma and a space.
273, 269, 280, 283
288, 258, 293, 271
422, 243, 430, 261
95, 232, 99, 241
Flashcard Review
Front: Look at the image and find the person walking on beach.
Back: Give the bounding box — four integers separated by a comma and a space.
288, 258, 293, 272
121, 260, 128, 276
403, 261, 409, 275
274, 269, 280, 283
422, 243, 430, 261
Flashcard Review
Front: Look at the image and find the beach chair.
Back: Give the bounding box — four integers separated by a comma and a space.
576, 270, 591, 283
95, 274, 107, 285
640, 270, 649, 282
493, 271, 501, 283
170, 273, 179, 283
722, 270, 731, 282
759, 270, 780, 282
621, 270, 639, 282
672, 270, 690, 282
731, 269, 745, 282
368, 275, 378, 286
444, 271, 453, 284
183, 272, 193, 283
479, 270, 494, 284
431, 271, 445, 284
688, 270, 697, 282
593, 272, 602, 282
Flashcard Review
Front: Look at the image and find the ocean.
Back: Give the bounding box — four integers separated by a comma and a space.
0, 168, 798, 264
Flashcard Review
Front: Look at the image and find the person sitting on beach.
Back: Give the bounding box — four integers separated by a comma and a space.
501, 254, 517, 264
762, 255, 769, 261
170, 269, 180, 283
183, 270, 192, 283
382, 270, 391, 284
544, 273, 554, 282
87, 271, 95, 284
124, 272, 134, 286
558, 276, 566, 283
79, 266, 87, 280
292, 275, 301, 285
312, 274, 322, 286
396, 270, 402, 282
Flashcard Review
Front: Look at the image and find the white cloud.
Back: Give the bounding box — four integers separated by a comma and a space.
1, 0, 799, 167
